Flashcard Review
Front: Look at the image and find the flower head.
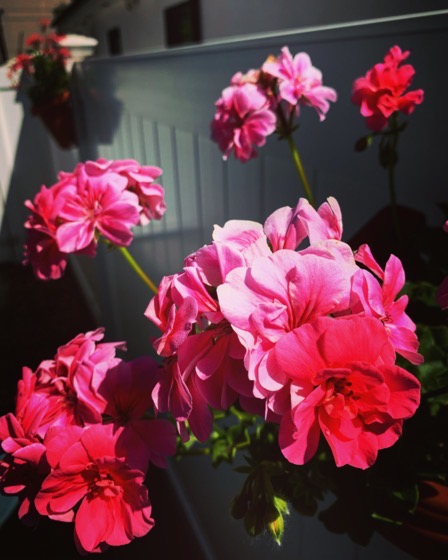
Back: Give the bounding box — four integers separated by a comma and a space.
23, 186, 68, 280
275, 317, 421, 468
56, 169, 140, 252
211, 82, 276, 162
35, 424, 154, 554
262, 47, 337, 120
352, 45, 424, 131
23, 158, 166, 280
83, 159, 166, 226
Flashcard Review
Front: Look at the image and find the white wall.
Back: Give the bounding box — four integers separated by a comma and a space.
59, 0, 448, 56
201, 0, 448, 42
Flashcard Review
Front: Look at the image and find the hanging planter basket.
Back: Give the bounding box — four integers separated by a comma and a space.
31, 92, 78, 150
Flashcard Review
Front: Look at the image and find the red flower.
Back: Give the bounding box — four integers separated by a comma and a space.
211, 82, 276, 162
35, 424, 154, 554
352, 45, 424, 131
23, 185, 70, 280
275, 316, 421, 469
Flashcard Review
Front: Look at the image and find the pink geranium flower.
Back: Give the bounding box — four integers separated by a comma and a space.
23, 158, 166, 281
352, 244, 423, 365
147, 196, 351, 431
98, 356, 177, 470
23, 185, 70, 280
35, 423, 154, 554
274, 316, 421, 469
185, 219, 271, 287
145, 274, 198, 357
262, 46, 337, 120
218, 245, 357, 409
211, 82, 276, 162
83, 158, 167, 226
0, 392, 50, 525
56, 168, 140, 252
352, 45, 424, 131
29, 328, 125, 437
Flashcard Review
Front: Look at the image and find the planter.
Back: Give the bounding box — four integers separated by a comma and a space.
375, 480, 448, 559
31, 92, 78, 150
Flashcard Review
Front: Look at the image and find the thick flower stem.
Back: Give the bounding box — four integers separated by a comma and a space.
118, 246, 158, 294
388, 158, 401, 249
276, 104, 315, 206
380, 113, 404, 248
384, 114, 402, 249
286, 134, 315, 207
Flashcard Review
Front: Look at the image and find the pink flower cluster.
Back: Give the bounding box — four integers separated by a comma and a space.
211, 46, 337, 162
146, 196, 422, 469
7, 19, 70, 88
352, 45, 424, 131
0, 328, 176, 554
24, 158, 166, 280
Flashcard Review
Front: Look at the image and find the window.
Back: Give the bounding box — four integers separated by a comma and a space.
164, 0, 201, 48
107, 27, 122, 56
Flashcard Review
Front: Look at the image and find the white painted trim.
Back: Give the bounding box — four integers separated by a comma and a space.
81, 9, 448, 63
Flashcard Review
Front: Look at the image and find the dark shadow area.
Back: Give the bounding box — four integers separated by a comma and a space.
70, 62, 123, 162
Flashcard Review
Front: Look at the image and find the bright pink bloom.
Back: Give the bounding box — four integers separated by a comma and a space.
30, 328, 125, 436
177, 323, 249, 411
0, 392, 50, 524
173, 267, 223, 323
151, 356, 195, 441
274, 316, 421, 469
24, 159, 166, 280
185, 219, 271, 287
172, 321, 250, 441
352, 45, 424, 131
218, 245, 357, 409
151, 326, 248, 444
35, 423, 154, 554
147, 196, 350, 428
184, 197, 342, 288
145, 274, 198, 357
83, 159, 166, 226
98, 356, 177, 470
352, 244, 423, 365
262, 47, 337, 120
23, 185, 70, 280
230, 69, 261, 86
0, 395, 47, 457
56, 169, 140, 252
265, 197, 343, 252
211, 82, 276, 162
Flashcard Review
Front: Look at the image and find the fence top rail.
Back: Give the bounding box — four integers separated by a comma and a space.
81, 9, 448, 66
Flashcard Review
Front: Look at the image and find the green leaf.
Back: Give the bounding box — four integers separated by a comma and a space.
354, 135, 372, 152
404, 281, 438, 308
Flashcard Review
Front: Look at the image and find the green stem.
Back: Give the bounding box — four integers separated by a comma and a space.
286, 134, 315, 207
387, 116, 402, 248
276, 105, 315, 206
118, 246, 158, 294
